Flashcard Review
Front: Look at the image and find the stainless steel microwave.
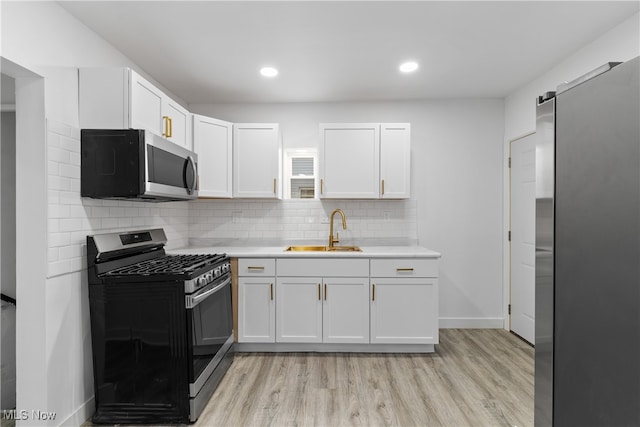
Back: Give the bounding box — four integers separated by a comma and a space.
81, 129, 198, 202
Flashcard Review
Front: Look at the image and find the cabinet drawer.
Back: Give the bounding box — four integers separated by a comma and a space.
277, 258, 369, 277
238, 258, 276, 276
370, 258, 438, 278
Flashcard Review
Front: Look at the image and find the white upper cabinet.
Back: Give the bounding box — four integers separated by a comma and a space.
233, 123, 282, 198
319, 123, 410, 199
79, 68, 191, 148
192, 115, 233, 198
319, 123, 380, 199
380, 123, 411, 199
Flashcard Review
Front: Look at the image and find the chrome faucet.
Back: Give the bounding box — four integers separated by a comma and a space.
328, 208, 347, 248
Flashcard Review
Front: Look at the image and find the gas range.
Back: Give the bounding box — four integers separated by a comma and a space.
86, 228, 234, 424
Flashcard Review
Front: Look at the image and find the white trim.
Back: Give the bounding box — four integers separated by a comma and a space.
439, 317, 505, 329
60, 396, 94, 427
235, 343, 435, 353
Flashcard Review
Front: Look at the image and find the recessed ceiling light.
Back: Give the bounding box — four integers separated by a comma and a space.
399, 61, 419, 73
260, 67, 278, 77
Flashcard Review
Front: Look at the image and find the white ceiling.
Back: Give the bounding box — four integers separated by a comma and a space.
57, 1, 639, 104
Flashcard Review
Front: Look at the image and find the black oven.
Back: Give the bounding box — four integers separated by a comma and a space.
86, 229, 233, 424
186, 268, 233, 419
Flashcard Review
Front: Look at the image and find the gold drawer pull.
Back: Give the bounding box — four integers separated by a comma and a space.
381, 179, 385, 195
318, 283, 321, 300
324, 283, 327, 301
248, 266, 265, 270
270, 283, 273, 300
396, 268, 414, 272
372, 284, 375, 301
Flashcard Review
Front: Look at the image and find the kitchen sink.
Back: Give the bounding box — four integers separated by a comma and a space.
284, 245, 362, 252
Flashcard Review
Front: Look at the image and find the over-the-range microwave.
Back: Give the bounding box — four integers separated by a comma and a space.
81, 129, 198, 202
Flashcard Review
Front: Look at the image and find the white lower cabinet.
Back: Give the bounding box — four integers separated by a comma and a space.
275, 277, 369, 344
276, 258, 369, 344
237, 256, 439, 349
276, 277, 322, 343
370, 259, 439, 344
322, 278, 369, 343
238, 259, 276, 343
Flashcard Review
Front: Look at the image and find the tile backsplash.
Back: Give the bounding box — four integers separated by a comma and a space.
189, 199, 418, 245
46, 120, 190, 278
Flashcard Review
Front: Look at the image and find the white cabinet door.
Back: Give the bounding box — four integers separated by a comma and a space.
238, 277, 275, 343
163, 98, 191, 148
319, 123, 380, 198
380, 123, 410, 199
233, 123, 281, 198
193, 115, 233, 198
129, 70, 164, 136
276, 277, 322, 343
322, 278, 369, 344
370, 278, 438, 344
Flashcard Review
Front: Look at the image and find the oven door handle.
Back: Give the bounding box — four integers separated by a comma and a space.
186, 276, 231, 309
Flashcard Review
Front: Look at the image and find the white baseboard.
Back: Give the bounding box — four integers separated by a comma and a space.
439, 317, 505, 329
60, 396, 94, 427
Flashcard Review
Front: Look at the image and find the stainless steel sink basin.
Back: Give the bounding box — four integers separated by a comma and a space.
284, 245, 362, 252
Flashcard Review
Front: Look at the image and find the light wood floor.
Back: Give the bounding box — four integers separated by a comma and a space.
197, 329, 534, 427
81, 329, 533, 427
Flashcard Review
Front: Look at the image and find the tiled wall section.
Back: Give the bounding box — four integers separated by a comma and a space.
189, 199, 418, 243
47, 120, 190, 278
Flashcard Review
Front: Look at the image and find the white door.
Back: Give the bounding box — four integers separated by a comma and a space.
276, 277, 322, 343
510, 133, 536, 344
233, 124, 281, 198
238, 278, 275, 343
192, 115, 233, 198
319, 123, 379, 198
129, 70, 163, 136
370, 278, 437, 344
380, 123, 411, 199
322, 278, 369, 344
162, 99, 191, 148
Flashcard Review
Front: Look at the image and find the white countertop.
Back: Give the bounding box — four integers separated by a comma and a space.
169, 245, 441, 259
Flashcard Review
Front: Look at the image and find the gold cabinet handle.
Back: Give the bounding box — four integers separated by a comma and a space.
324, 283, 327, 301
320, 179, 324, 194
162, 115, 173, 138
372, 284, 375, 301
270, 283, 273, 301
318, 283, 321, 300
382, 179, 385, 195
396, 268, 415, 272
248, 266, 265, 271
273, 178, 277, 194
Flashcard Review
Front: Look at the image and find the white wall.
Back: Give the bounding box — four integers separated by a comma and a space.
191, 100, 506, 328
1, 3, 190, 425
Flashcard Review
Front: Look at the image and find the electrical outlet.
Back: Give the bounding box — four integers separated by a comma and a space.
320, 216, 329, 224
232, 211, 242, 223
383, 211, 391, 221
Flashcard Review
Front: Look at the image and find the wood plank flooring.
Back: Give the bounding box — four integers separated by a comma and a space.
196, 329, 533, 427
80, 329, 533, 427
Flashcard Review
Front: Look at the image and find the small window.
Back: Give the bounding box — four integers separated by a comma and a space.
285, 150, 318, 199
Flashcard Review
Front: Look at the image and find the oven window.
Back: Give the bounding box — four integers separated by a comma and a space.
147, 146, 187, 188
188, 279, 233, 382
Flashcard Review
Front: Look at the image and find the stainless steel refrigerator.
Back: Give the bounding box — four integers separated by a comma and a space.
535, 56, 639, 426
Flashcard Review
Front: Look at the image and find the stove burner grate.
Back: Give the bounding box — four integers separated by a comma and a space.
102, 254, 226, 277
